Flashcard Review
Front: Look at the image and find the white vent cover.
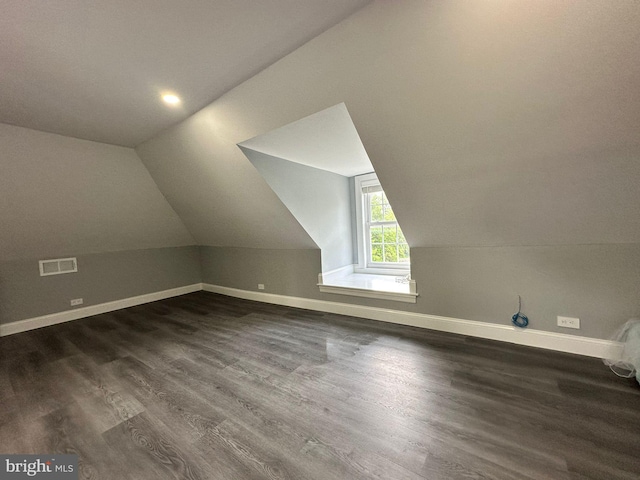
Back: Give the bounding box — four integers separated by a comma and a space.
39, 257, 78, 276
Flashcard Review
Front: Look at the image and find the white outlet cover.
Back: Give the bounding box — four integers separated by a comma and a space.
557, 316, 580, 329
70, 298, 83, 306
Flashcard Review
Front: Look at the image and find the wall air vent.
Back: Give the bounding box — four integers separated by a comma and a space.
39, 257, 78, 276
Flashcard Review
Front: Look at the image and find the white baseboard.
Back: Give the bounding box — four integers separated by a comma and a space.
1, 281, 621, 360
0, 283, 203, 337
202, 283, 621, 359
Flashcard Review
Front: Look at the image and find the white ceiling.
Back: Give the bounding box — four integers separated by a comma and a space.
238, 103, 373, 177
0, 0, 371, 147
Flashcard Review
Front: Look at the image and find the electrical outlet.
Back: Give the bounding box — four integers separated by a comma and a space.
70, 298, 83, 306
557, 316, 580, 329
257, 284, 265, 290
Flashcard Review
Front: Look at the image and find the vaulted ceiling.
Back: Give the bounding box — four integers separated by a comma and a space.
3, 1, 639, 254
136, 0, 640, 250
0, 0, 371, 147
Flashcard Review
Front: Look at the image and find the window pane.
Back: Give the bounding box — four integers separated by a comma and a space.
370, 226, 382, 243
384, 245, 398, 262
370, 202, 384, 222
397, 227, 407, 244
370, 192, 383, 205
383, 205, 396, 222
398, 244, 410, 262
371, 244, 383, 263
383, 225, 397, 243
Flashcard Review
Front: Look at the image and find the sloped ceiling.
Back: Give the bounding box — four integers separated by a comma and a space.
0, 123, 194, 262
0, 0, 371, 147
137, 0, 640, 250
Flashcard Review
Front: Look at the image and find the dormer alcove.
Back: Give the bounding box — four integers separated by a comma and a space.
239, 103, 417, 303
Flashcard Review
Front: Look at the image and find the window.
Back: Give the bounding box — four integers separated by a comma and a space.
354, 173, 410, 273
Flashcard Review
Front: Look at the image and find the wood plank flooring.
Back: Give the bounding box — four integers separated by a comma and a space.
1, 291, 639, 479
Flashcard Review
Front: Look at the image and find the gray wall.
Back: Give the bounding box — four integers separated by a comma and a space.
0, 246, 201, 324
0, 123, 199, 325
411, 244, 640, 340
200, 246, 321, 300
242, 148, 353, 271
201, 245, 640, 340
7, 241, 635, 338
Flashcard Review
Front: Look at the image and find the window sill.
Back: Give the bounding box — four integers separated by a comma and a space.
354, 266, 410, 276
318, 268, 418, 304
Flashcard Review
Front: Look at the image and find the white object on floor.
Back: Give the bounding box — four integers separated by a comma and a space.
603, 318, 640, 384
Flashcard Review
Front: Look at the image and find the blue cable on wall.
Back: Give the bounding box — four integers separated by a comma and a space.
512, 295, 529, 328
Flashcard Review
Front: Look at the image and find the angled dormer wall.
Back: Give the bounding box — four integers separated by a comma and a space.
241, 147, 353, 272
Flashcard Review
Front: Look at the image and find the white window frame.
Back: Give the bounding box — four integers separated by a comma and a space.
354, 173, 410, 275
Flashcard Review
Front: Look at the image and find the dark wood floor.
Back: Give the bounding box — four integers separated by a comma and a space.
1, 292, 639, 479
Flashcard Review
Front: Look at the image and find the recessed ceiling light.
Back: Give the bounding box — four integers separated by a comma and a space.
162, 94, 181, 106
